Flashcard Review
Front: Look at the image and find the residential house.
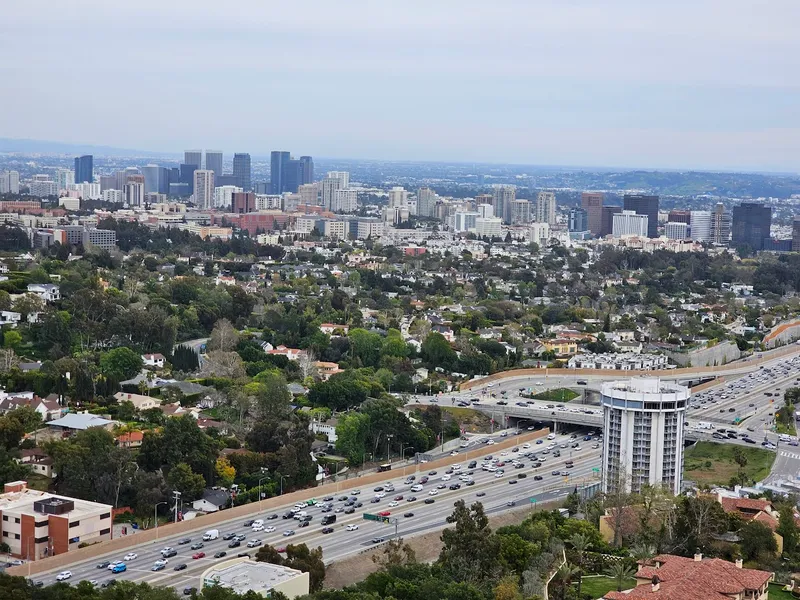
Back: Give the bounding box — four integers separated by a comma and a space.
542, 339, 578, 356
315, 361, 343, 381
717, 494, 783, 553
142, 353, 166, 369
16, 448, 55, 478
191, 488, 231, 513
115, 430, 144, 448
27, 283, 60, 302
113, 392, 159, 411
0, 311, 21, 326
215, 274, 236, 286
319, 323, 349, 335
0, 395, 62, 422
309, 417, 338, 443
160, 403, 200, 419
267, 345, 306, 361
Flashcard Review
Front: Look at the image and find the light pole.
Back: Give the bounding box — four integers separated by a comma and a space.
258, 476, 270, 509
386, 435, 393, 462
154, 501, 168, 539
279, 475, 287, 496
172, 490, 182, 523
402, 447, 415, 462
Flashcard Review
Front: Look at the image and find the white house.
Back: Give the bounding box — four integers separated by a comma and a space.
113, 392, 160, 411
142, 353, 166, 368
191, 488, 230, 513
319, 323, 349, 335
27, 283, 60, 302
309, 417, 338, 443
0, 311, 21, 326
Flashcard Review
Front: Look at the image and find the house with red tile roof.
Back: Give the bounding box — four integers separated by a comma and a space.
716, 493, 783, 553
603, 553, 773, 600
115, 430, 144, 448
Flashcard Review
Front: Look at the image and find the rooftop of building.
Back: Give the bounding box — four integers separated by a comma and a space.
202, 558, 305, 595
602, 377, 689, 396
0, 482, 111, 516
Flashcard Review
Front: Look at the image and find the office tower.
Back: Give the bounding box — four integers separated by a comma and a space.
665, 222, 689, 240
283, 159, 305, 194
99, 175, 116, 192
689, 210, 712, 242
193, 170, 215, 210
0, 171, 20, 194
103, 189, 124, 203
214, 185, 242, 209
568, 207, 588, 232
179, 164, 198, 194
326, 171, 350, 189
732, 202, 772, 251
184, 150, 202, 169
416, 187, 437, 218
492, 186, 515, 224
298, 183, 319, 206
599, 206, 620, 237
711, 203, 732, 245
388, 186, 408, 208
529, 222, 550, 246
141, 164, 167, 195
624, 194, 659, 238
55, 168, 75, 191
601, 378, 689, 495
205, 151, 223, 178
321, 176, 343, 211
667, 210, 691, 224
793, 220, 800, 252
612, 210, 648, 237
232, 192, 255, 214
233, 153, 251, 191
115, 167, 140, 191
299, 156, 314, 184
29, 180, 58, 197
270, 151, 290, 194
474, 193, 493, 208
453, 211, 479, 233
169, 183, 189, 197
535, 191, 556, 225
69, 182, 101, 200
477, 203, 493, 219
581, 192, 604, 236
475, 217, 502, 238
510, 199, 531, 225
124, 181, 144, 206
74, 155, 93, 183
333, 189, 358, 213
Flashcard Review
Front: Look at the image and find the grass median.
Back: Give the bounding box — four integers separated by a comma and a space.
683, 441, 775, 486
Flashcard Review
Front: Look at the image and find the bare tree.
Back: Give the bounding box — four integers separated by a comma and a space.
201, 350, 247, 380
0, 348, 19, 374
297, 349, 318, 381
208, 319, 240, 352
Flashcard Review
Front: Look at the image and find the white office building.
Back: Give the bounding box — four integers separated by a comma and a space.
254, 195, 283, 211
453, 211, 479, 233
325, 171, 350, 189
601, 378, 689, 495
417, 187, 438, 218
535, 191, 557, 225
29, 180, 58, 198
102, 189, 124, 204
690, 210, 712, 242
356, 219, 383, 239
388, 186, 408, 208
320, 176, 342, 211
664, 221, 689, 240
55, 169, 74, 191
510, 199, 532, 225
68, 182, 101, 200
477, 203, 493, 219
193, 170, 215, 210
214, 185, 242, 209
298, 183, 319, 207
475, 216, 502, 238
124, 181, 144, 207
333, 189, 358, 213
528, 222, 550, 246
612, 210, 648, 237
0, 171, 20, 194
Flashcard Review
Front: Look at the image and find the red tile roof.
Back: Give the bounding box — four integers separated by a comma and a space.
719, 497, 772, 513
604, 554, 773, 600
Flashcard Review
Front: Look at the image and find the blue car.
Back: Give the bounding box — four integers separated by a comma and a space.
111, 564, 127, 573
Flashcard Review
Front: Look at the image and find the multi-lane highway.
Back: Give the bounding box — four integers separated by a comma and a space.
30, 430, 601, 591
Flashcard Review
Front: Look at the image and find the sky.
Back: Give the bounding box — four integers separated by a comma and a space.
2, 1, 799, 172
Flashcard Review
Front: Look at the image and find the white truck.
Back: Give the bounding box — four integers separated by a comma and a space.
202, 529, 219, 541
695, 422, 713, 430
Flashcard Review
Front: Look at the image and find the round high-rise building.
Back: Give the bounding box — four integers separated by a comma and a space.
601, 378, 690, 495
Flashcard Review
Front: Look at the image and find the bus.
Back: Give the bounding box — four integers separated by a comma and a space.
378, 464, 392, 473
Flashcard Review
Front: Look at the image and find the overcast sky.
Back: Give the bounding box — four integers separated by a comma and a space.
2, 1, 799, 171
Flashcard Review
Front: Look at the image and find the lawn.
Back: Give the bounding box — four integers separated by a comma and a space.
533, 388, 580, 402
776, 419, 797, 436
25, 473, 52, 492
767, 583, 797, 600
683, 441, 775, 486
579, 575, 636, 599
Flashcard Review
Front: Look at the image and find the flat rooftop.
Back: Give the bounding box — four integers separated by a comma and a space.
0, 486, 111, 516
203, 559, 304, 595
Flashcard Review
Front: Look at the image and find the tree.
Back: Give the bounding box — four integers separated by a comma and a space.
166, 462, 206, 501
171, 344, 200, 372
208, 318, 240, 352
201, 350, 247, 380
740, 520, 777, 561
255, 543, 326, 593
569, 532, 592, 597
550, 563, 580, 600
2, 330, 22, 352
0, 349, 19, 374
371, 538, 417, 569
606, 561, 635, 592
249, 370, 292, 419
335, 412, 371, 465
732, 446, 749, 486
348, 328, 382, 368
215, 457, 236, 488
493, 575, 523, 600
12, 293, 44, 321
421, 332, 457, 371
439, 500, 501, 586
777, 502, 799, 555
100, 347, 143, 381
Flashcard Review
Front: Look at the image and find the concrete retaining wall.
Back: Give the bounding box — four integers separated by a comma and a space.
764, 319, 800, 349
665, 341, 741, 368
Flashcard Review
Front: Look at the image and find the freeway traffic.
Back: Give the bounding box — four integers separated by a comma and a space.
30, 429, 602, 591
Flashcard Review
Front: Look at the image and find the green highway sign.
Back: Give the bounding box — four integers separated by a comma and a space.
363, 513, 391, 524
592, 468, 600, 473
529, 498, 537, 504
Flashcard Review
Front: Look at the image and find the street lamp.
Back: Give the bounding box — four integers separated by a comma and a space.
258, 476, 270, 509
279, 475, 287, 496
402, 447, 415, 461
386, 435, 393, 462
154, 501, 168, 539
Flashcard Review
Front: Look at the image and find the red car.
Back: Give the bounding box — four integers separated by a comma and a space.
394, 495, 403, 501
378, 511, 391, 517
192, 552, 206, 560
276, 547, 286, 553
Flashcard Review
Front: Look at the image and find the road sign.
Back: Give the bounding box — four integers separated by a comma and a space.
592, 467, 600, 474
529, 497, 537, 504
363, 513, 391, 524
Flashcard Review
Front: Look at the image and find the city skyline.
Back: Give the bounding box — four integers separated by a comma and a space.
2, 1, 799, 172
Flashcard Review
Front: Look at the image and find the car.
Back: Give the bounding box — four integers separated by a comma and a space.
96, 561, 110, 569
407, 496, 417, 502
466, 480, 475, 486
344, 507, 355, 514
394, 495, 404, 501
56, 571, 72, 581
404, 512, 414, 518
152, 563, 166, 571
178, 538, 192, 545
111, 564, 127, 573
321, 527, 334, 534
534, 475, 544, 480
243, 520, 255, 527
507, 500, 516, 506
101, 579, 116, 588
174, 563, 187, 571
264, 525, 276, 533
252, 524, 264, 532
214, 551, 227, 558
283, 530, 296, 537
193, 551, 207, 559
552, 470, 561, 475
190, 542, 204, 550
378, 510, 391, 516
124, 552, 138, 561
373, 486, 384, 492
267, 514, 279, 520
518, 473, 528, 479
323, 496, 334, 501
428, 470, 437, 475
425, 498, 435, 504
388, 501, 399, 507
234, 534, 247, 541
183, 587, 197, 596
429, 489, 438, 496
246, 540, 262, 548
108, 560, 124, 570
509, 479, 518, 485
298, 520, 310, 528
346, 524, 360, 531
237, 552, 251, 558
449, 483, 461, 490
476, 491, 486, 497
371, 537, 385, 544
371, 497, 381, 504
228, 540, 241, 548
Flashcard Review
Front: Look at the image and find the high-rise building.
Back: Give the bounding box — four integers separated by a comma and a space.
283, 159, 305, 194
388, 186, 408, 208
214, 185, 242, 209
510, 199, 531, 225
711, 203, 732, 245
477, 203, 493, 219
116, 167, 141, 191
179, 164, 198, 194
664, 221, 689, 240
270, 151, 290, 194
55, 168, 74, 191
612, 210, 648, 237
99, 175, 116, 192
321, 176, 343, 211
124, 181, 144, 207
184, 150, 202, 170
453, 211, 479, 232
793, 220, 800, 253
475, 217, 502, 238
333, 189, 358, 213
205, 151, 223, 178
298, 183, 319, 207
141, 165, 170, 195
193, 170, 215, 210
0, 171, 20, 195
417, 187, 438, 218
231, 191, 255, 214
233, 153, 251, 191
732, 202, 772, 251
29, 180, 58, 197
601, 378, 689, 495
667, 210, 691, 224
568, 207, 588, 232
103, 189, 124, 204
327, 171, 350, 189
535, 191, 556, 225
299, 156, 314, 184
600, 206, 622, 236
623, 194, 659, 238
581, 192, 604, 236
689, 210, 712, 242
492, 186, 515, 224
73, 155, 93, 184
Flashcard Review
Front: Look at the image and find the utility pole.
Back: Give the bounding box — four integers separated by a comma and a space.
172, 490, 181, 523
155, 501, 168, 539
386, 435, 393, 462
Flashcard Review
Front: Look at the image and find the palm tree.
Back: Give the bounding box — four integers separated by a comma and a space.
606, 561, 636, 592
569, 532, 592, 597
551, 563, 581, 600
629, 543, 656, 565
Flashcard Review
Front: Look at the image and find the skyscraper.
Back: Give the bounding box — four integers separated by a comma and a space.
623, 194, 659, 238
55, 168, 75, 191
711, 202, 732, 245
141, 165, 169, 195
283, 159, 305, 194
233, 153, 251, 191
417, 187, 437, 218
184, 151, 202, 170
510, 199, 531, 225
193, 170, 215, 210
535, 191, 556, 225
732, 202, 771, 251
665, 222, 689, 240
667, 210, 691, 224
689, 210, 712, 242
270, 151, 290, 194
298, 183, 319, 206
568, 207, 588, 232
612, 210, 648, 237
205, 151, 223, 178
581, 192, 604, 236
299, 156, 314, 184
601, 378, 689, 495
124, 181, 144, 207
492, 186, 515, 224
180, 164, 198, 194
0, 171, 20, 194
600, 206, 622, 236
74, 155, 93, 183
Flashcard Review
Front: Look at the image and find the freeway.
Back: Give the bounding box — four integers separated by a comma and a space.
30, 431, 601, 591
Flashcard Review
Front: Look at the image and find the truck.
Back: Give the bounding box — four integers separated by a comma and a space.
202, 529, 219, 541
321, 515, 337, 526
695, 422, 713, 430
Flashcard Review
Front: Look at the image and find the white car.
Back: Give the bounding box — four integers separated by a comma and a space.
56, 571, 72, 581
346, 524, 359, 531
388, 501, 399, 507
495, 472, 504, 478
500, 451, 509, 457
452, 464, 461, 471
487, 439, 496, 445
441, 474, 451, 481
429, 489, 439, 496
265, 526, 276, 533
450, 450, 459, 456
375, 492, 386, 498
522, 443, 531, 449
154, 558, 169, 567
89, 580, 99, 586
252, 524, 265, 532
123, 552, 138, 561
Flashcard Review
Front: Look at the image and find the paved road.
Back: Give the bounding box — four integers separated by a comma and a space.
33, 431, 601, 591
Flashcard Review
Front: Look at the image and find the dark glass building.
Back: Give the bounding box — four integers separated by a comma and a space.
299, 156, 314, 184
623, 194, 659, 238
270, 151, 290, 194
74, 155, 93, 183
179, 164, 197, 194
600, 206, 622, 236
568, 207, 588, 232
233, 153, 252, 191
283, 159, 305, 193
732, 202, 772, 251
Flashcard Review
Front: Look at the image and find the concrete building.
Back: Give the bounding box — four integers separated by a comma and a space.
232, 192, 256, 214
612, 210, 648, 237
0, 481, 112, 561
689, 210, 712, 242
528, 222, 550, 246
535, 191, 556, 225
102, 189, 124, 204
320, 175, 343, 211
601, 378, 689, 495
55, 168, 74, 191
68, 182, 101, 200
387, 186, 408, 208
568, 207, 588, 233
492, 185, 515, 224
124, 181, 144, 207
475, 216, 502, 238
510, 199, 531, 225
333, 189, 358, 213
732, 202, 772, 251
184, 150, 202, 170
214, 185, 242, 209
581, 192, 604, 236
205, 151, 223, 178
28, 180, 58, 198
477, 203, 493, 219
623, 194, 659, 238
416, 186, 437, 218
0, 171, 20, 194
600, 206, 622, 236
664, 221, 688, 240
82, 228, 117, 250
711, 202, 732, 245
667, 210, 691, 224
453, 211, 479, 233
324, 219, 348, 239
356, 218, 383, 239
201, 557, 310, 598
193, 170, 215, 210
298, 183, 319, 207
254, 194, 282, 211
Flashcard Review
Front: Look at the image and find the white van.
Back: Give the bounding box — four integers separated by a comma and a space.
251, 519, 264, 528
293, 511, 307, 520
411, 484, 423, 492
202, 529, 219, 541
547, 433, 556, 440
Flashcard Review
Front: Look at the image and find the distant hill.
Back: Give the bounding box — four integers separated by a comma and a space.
0, 137, 178, 158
